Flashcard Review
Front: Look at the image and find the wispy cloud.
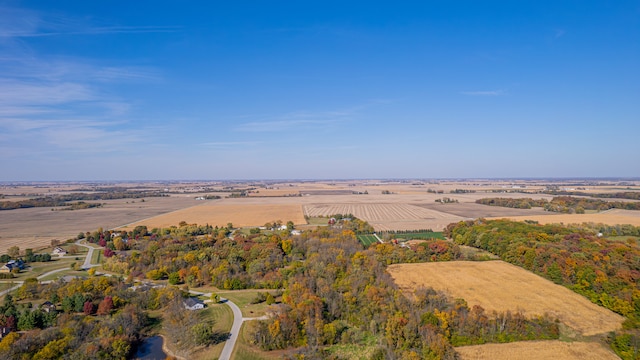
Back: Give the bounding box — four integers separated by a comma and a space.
199, 141, 262, 148
234, 110, 352, 132
0, 5, 168, 159
460, 90, 505, 96
0, 6, 179, 39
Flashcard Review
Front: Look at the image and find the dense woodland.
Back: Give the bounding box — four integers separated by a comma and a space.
543, 190, 640, 200
476, 196, 640, 212
445, 219, 640, 359
0, 216, 566, 359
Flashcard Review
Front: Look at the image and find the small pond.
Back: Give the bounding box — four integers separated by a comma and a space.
134, 336, 167, 359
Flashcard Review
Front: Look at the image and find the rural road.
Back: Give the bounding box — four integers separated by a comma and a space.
188, 290, 248, 360
0, 266, 73, 297
219, 297, 243, 360
0, 241, 103, 297
75, 240, 102, 270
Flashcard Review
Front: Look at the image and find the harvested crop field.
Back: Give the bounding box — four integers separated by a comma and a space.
415, 203, 551, 218
387, 261, 625, 336
456, 340, 620, 360
120, 203, 306, 230
0, 196, 198, 254
491, 212, 640, 226
304, 203, 465, 231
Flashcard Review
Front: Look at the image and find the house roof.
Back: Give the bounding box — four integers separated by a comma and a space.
184, 298, 203, 307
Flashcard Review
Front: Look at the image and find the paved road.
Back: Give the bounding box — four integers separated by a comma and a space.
75, 240, 102, 270
188, 290, 249, 360
0, 266, 76, 297
0, 241, 102, 298
219, 297, 244, 360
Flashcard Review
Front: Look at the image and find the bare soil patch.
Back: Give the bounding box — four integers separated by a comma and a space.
456, 340, 619, 360
119, 203, 306, 230
387, 261, 624, 336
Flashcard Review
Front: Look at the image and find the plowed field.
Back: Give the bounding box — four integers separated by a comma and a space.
119, 203, 306, 230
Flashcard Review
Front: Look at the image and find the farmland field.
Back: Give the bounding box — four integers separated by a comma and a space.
455, 340, 620, 360
304, 203, 466, 231
119, 203, 306, 230
490, 212, 640, 227
356, 234, 380, 247
3, 180, 639, 254
416, 202, 551, 218
387, 261, 625, 336
0, 196, 199, 254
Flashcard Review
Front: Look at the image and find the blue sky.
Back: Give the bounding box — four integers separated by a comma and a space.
1, 1, 639, 180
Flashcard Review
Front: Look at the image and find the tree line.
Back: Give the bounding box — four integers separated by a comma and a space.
0, 191, 166, 210
476, 196, 640, 212
445, 219, 640, 360
543, 190, 640, 200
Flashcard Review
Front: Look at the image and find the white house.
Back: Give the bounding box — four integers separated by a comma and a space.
52, 247, 67, 257
183, 298, 205, 311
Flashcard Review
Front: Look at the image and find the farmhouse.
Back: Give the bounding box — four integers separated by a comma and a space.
39, 301, 56, 313
0, 259, 25, 273
52, 247, 67, 257
183, 298, 205, 311
0, 327, 11, 339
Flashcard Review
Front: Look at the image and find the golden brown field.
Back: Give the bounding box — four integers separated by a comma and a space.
491, 213, 640, 226
119, 202, 306, 230
387, 261, 625, 336
455, 340, 620, 360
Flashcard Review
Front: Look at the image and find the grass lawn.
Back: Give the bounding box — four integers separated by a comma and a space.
458, 245, 500, 261
0, 282, 17, 292
306, 216, 330, 226
90, 248, 103, 265
215, 290, 277, 318
232, 322, 283, 360
190, 305, 233, 360
38, 270, 87, 281
390, 231, 445, 240
79, 241, 103, 249
14, 257, 83, 280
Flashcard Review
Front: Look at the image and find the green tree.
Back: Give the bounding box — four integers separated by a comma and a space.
210, 293, 220, 303
7, 246, 19, 258
168, 272, 181, 285
191, 322, 215, 345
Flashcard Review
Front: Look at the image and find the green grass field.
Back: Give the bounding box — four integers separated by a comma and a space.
357, 235, 379, 247
388, 231, 445, 240
306, 216, 331, 226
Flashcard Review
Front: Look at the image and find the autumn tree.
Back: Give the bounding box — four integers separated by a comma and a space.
97, 296, 114, 315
